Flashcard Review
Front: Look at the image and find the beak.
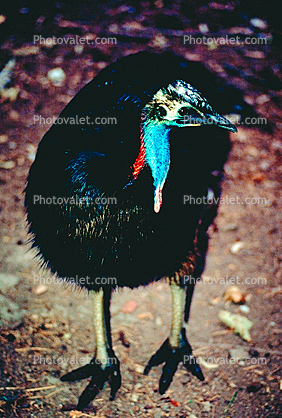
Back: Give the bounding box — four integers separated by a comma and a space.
182, 111, 237, 132
201, 112, 237, 132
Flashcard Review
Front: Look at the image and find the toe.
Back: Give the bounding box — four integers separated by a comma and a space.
60, 363, 101, 382
109, 368, 122, 400
159, 353, 179, 394
77, 372, 107, 411
144, 339, 170, 375
183, 356, 205, 381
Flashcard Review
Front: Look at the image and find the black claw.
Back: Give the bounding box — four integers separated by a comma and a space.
109, 368, 122, 400
108, 350, 122, 400
77, 372, 106, 411
60, 350, 121, 410
145, 328, 204, 394
159, 351, 179, 394
144, 340, 169, 375
184, 355, 205, 381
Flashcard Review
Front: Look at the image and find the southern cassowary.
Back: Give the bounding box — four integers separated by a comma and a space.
25, 52, 237, 410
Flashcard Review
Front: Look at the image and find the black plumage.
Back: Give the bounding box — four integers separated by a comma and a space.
25, 51, 239, 410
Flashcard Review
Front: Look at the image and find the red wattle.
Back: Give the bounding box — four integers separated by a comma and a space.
132, 134, 145, 179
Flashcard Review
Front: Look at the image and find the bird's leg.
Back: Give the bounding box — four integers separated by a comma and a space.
61, 288, 121, 410
144, 274, 204, 394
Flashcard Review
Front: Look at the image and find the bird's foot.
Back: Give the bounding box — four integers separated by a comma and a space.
61, 348, 121, 411
144, 329, 204, 394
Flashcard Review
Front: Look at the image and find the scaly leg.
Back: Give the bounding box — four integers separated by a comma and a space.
144, 275, 204, 394
61, 288, 121, 410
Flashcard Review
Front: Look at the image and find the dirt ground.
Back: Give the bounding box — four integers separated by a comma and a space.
0, 2, 281, 417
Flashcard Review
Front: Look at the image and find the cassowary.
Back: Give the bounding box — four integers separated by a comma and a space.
25, 51, 237, 410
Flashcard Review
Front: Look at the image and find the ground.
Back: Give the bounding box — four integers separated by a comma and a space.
0, 2, 281, 417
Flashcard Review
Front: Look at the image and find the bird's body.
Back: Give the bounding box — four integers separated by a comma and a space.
25, 52, 233, 289
25, 52, 237, 410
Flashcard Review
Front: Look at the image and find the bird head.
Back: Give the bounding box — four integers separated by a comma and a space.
138, 80, 237, 213
142, 80, 237, 130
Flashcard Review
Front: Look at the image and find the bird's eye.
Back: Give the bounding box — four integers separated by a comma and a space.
178, 107, 190, 116
158, 106, 167, 117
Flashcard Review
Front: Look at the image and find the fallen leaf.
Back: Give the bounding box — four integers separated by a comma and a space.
0, 161, 16, 169
219, 310, 253, 342
13, 46, 40, 56
244, 51, 266, 59
170, 399, 180, 407
252, 173, 265, 183
137, 312, 154, 320
198, 357, 219, 369
1, 86, 20, 101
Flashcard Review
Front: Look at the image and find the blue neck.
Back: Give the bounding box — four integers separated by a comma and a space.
142, 121, 171, 212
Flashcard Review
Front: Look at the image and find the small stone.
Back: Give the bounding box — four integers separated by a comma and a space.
33, 284, 47, 295
240, 305, 250, 314
247, 146, 259, 157
250, 18, 268, 30
134, 363, 144, 374
74, 45, 84, 54
28, 153, 36, 162
259, 160, 270, 171
0, 134, 8, 143
131, 393, 139, 402
17, 157, 25, 165
184, 53, 201, 62
149, 34, 169, 48
199, 23, 209, 34
9, 110, 20, 121
47, 68, 66, 86
8, 142, 17, 149
256, 94, 270, 105
244, 95, 255, 106
228, 264, 237, 271
202, 401, 211, 412
211, 296, 220, 305
230, 241, 244, 254
121, 299, 138, 313
155, 316, 162, 326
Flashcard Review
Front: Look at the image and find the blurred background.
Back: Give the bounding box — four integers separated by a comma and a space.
0, 1, 281, 417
